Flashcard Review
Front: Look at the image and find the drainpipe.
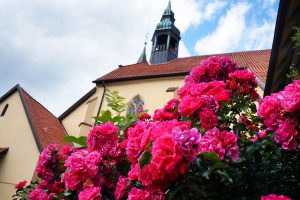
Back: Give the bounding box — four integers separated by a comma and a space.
94, 81, 106, 126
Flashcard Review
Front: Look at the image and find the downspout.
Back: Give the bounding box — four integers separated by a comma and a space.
94, 81, 106, 126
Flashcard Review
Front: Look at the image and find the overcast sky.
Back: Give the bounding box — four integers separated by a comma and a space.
0, 0, 279, 116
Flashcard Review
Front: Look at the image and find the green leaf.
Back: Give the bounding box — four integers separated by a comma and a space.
63, 190, 72, 196
217, 170, 233, 183
241, 105, 248, 112
63, 136, 87, 147
212, 162, 228, 170
111, 116, 122, 123
250, 103, 257, 113
99, 110, 112, 123
202, 152, 221, 163
146, 141, 153, 149
140, 150, 152, 169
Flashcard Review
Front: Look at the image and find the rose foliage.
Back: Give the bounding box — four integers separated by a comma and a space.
14, 56, 299, 200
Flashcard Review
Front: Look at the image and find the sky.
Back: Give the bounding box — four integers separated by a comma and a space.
0, 0, 279, 116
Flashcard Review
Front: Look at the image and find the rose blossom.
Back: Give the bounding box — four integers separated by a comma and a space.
280, 80, 300, 112
87, 122, 119, 154
258, 130, 267, 138
199, 110, 218, 130
29, 188, 53, 200
227, 69, 259, 100
274, 120, 298, 150
189, 56, 237, 83
37, 180, 65, 194
62, 150, 102, 190
150, 120, 191, 141
36, 144, 59, 183
199, 128, 239, 161
128, 188, 165, 200
114, 176, 131, 200
78, 187, 102, 200
172, 126, 201, 161
178, 95, 219, 117
143, 134, 183, 187
15, 180, 27, 189
57, 145, 74, 161
261, 194, 291, 200
190, 81, 231, 103
258, 94, 282, 118
126, 121, 154, 163
153, 99, 180, 121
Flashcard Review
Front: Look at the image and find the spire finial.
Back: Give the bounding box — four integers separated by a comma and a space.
137, 33, 149, 63
167, 0, 171, 10
144, 33, 149, 46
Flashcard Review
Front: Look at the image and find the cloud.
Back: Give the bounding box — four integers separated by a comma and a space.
202, 0, 227, 20
179, 41, 191, 57
194, 2, 276, 55
260, 0, 276, 8
174, 0, 227, 32
195, 2, 251, 54
0, 0, 203, 115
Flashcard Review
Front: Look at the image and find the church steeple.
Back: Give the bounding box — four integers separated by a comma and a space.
137, 42, 147, 63
150, 0, 181, 64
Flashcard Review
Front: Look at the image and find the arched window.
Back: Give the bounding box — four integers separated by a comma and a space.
128, 95, 144, 114
0, 104, 8, 117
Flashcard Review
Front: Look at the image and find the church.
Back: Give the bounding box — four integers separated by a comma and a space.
0, 1, 273, 198
58, 1, 270, 138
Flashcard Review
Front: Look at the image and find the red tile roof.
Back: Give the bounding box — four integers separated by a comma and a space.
0, 85, 71, 151
94, 49, 271, 84
20, 88, 70, 150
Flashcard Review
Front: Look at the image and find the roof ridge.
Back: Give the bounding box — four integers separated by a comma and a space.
0, 84, 21, 103
59, 87, 96, 120
19, 87, 59, 119
178, 49, 272, 60
18, 86, 70, 150
94, 49, 271, 85
1, 84, 70, 151
118, 61, 149, 68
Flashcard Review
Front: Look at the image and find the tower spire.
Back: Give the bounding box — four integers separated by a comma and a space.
167, 0, 171, 10
137, 33, 149, 63
149, 0, 181, 64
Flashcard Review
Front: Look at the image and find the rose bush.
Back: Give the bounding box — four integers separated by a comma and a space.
13, 56, 299, 200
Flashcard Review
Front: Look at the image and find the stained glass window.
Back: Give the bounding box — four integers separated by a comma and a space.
128, 95, 144, 114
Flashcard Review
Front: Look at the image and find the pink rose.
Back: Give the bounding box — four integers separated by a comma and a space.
280, 80, 300, 112
178, 95, 203, 117
78, 187, 102, 200
172, 126, 201, 161
250, 135, 258, 143
258, 94, 282, 118
274, 120, 298, 150
29, 188, 52, 200
62, 150, 102, 190
126, 121, 153, 163
128, 188, 165, 200
199, 128, 239, 161
36, 144, 59, 183
114, 176, 131, 200
199, 110, 218, 130
152, 134, 182, 172
15, 180, 27, 189
87, 122, 119, 153
258, 130, 267, 138
261, 194, 291, 200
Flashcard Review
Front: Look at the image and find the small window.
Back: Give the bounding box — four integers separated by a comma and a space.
128, 95, 144, 114
0, 104, 8, 117
157, 35, 168, 45
170, 37, 177, 49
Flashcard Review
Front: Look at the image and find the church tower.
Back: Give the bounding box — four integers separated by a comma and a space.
150, 0, 181, 64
